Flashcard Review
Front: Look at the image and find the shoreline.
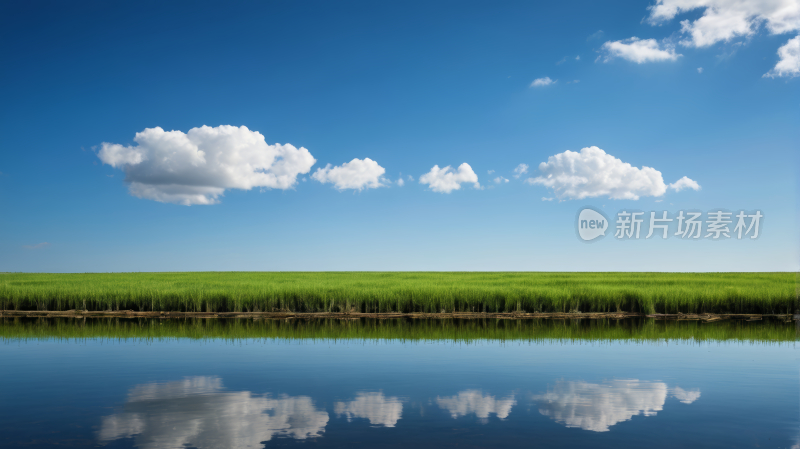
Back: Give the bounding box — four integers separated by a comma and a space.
1, 310, 794, 321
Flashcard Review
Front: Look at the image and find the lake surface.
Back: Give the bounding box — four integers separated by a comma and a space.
1, 317, 798, 448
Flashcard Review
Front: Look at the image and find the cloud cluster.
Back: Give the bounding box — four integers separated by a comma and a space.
531, 77, 556, 87
98, 127, 702, 204
526, 146, 699, 200
419, 163, 480, 193
533, 380, 669, 432
647, 0, 800, 48
602, 38, 682, 63
764, 35, 800, 78
436, 390, 516, 420
99, 126, 316, 205
97, 377, 329, 447
334, 392, 403, 427
312, 158, 386, 191
628, 0, 800, 77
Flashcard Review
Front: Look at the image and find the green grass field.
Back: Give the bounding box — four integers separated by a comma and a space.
0, 272, 795, 314
1, 317, 795, 343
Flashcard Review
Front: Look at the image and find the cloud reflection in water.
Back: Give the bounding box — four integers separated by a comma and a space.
334, 392, 404, 427
671, 386, 701, 404
533, 379, 700, 432
97, 376, 328, 448
436, 389, 516, 421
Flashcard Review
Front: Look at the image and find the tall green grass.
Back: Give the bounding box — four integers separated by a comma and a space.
0, 272, 796, 314
1, 317, 795, 344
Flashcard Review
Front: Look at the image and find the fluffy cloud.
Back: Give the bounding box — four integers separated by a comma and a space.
533, 380, 669, 432
531, 77, 555, 87
669, 176, 701, 192
98, 125, 316, 205
645, 0, 800, 77
419, 163, 480, 193
513, 163, 529, 178
647, 0, 800, 48
311, 158, 386, 191
764, 35, 800, 78
671, 387, 701, 404
494, 176, 509, 184
397, 177, 405, 187
334, 392, 403, 427
601, 38, 682, 63
97, 377, 329, 447
436, 390, 516, 420
526, 146, 699, 200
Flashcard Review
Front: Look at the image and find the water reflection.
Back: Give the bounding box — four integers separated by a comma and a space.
533, 380, 699, 432
97, 377, 329, 448
334, 392, 404, 427
97, 376, 703, 446
436, 390, 516, 421
671, 386, 701, 404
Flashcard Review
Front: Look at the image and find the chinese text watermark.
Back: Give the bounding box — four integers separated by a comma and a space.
577, 208, 762, 242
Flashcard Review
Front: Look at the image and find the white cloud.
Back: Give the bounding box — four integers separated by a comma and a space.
513, 163, 529, 178
576, 55, 581, 60
764, 35, 800, 78
533, 380, 670, 432
668, 176, 701, 192
526, 146, 697, 200
407, 175, 414, 181
697, 67, 704, 73
311, 158, 386, 191
397, 177, 405, 187
419, 163, 480, 193
671, 387, 701, 404
493, 176, 509, 184
334, 392, 403, 427
647, 0, 800, 48
531, 77, 556, 87
98, 377, 329, 447
601, 38, 682, 63
98, 125, 316, 205
436, 390, 516, 420
488, 169, 495, 174
645, 0, 800, 77
542, 197, 554, 201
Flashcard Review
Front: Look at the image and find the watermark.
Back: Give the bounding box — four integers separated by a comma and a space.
576, 207, 609, 242
576, 208, 762, 242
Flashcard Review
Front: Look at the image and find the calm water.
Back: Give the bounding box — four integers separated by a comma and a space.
1, 318, 798, 448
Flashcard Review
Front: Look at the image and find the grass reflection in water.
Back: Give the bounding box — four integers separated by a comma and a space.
1, 317, 796, 344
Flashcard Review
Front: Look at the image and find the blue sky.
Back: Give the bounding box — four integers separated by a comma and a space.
0, 0, 797, 272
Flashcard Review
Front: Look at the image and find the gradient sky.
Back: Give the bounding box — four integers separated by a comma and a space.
1, 0, 797, 272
